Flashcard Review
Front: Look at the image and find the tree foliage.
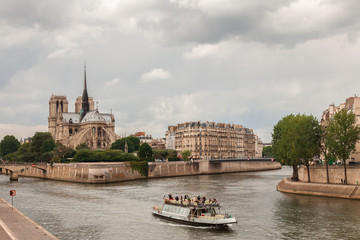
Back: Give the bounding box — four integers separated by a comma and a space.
0, 135, 20, 157
21, 152, 38, 162
110, 136, 140, 153
138, 143, 154, 161
41, 138, 56, 154
181, 150, 191, 161
272, 114, 321, 181
153, 149, 177, 160
31, 132, 54, 153
76, 142, 90, 150
73, 149, 140, 162
53, 142, 75, 159
262, 146, 273, 158
326, 109, 360, 184
18, 142, 32, 155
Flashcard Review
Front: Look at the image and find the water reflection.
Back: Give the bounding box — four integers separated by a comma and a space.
273, 193, 360, 239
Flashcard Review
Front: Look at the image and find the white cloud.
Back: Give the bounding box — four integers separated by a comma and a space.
105, 78, 120, 86
140, 68, 172, 83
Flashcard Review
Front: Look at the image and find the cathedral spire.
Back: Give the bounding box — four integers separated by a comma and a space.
80, 62, 90, 121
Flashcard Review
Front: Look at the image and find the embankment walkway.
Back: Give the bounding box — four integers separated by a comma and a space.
0, 198, 58, 240
277, 177, 360, 200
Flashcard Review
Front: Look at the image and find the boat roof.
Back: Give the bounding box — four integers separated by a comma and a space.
164, 201, 221, 209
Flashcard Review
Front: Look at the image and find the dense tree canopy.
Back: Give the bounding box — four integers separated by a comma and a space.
40, 138, 56, 154
73, 149, 140, 162
111, 136, 140, 153
262, 146, 273, 158
181, 150, 191, 161
153, 149, 177, 159
272, 114, 321, 181
76, 142, 90, 150
138, 143, 153, 161
326, 109, 360, 184
0, 135, 20, 157
31, 132, 54, 153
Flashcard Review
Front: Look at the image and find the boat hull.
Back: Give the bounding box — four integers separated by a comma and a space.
152, 210, 236, 227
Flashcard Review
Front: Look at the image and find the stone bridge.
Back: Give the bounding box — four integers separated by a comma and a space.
0, 163, 48, 181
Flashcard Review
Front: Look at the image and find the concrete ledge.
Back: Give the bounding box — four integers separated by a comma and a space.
277, 177, 360, 199
0, 198, 58, 240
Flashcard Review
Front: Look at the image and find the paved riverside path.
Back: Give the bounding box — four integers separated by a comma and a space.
0, 198, 58, 240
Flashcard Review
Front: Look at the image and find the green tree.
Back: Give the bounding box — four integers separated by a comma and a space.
111, 136, 140, 153
76, 142, 90, 150
272, 114, 321, 182
326, 109, 360, 184
4, 152, 20, 162
181, 150, 191, 161
53, 142, 75, 159
138, 143, 153, 161
262, 146, 273, 158
320, 125, 334, 184
73, 149, 95, 162
39, 152, 54, 163
153, 149, 177, 160
297, 114, 321, 182
0, 135, 20, 157
31, 132, 53, 153
21, 152, 38, 162
18, 142, 32, 155
41, 138, 56, 154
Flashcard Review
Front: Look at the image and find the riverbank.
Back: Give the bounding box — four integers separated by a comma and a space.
1, 160, 281, 183
276, 177, 360, 199
0, 197, 58, 240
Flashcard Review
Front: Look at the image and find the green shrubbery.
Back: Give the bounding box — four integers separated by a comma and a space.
73, 149, 140, 162
129, 161, 149, 177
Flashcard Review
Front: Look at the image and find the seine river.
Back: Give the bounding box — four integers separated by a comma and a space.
1, 167, 360, 240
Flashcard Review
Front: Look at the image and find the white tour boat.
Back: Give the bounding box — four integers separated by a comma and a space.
152, 197, 237, 227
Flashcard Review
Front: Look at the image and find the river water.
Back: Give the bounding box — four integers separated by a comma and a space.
1, 167, 360, 240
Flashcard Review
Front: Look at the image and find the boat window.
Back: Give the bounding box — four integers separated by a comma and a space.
163, 205, 169, 212
176, 207, 181, 214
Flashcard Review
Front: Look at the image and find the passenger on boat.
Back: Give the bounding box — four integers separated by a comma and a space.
168, 194, 173, 200
175, 193, 179, 201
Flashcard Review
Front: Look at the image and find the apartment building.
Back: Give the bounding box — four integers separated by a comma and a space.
165, 121, 262, 159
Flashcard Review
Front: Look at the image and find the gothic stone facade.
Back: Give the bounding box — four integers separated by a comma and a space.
165, 121, 263, 159
48, 68, 117, 149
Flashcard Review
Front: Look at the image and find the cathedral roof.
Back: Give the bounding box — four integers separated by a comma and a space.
63, 113, 81, 123
63, 110, 113, 124
81, 110, 105, 123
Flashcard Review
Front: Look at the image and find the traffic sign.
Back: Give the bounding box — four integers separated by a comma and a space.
10, 190, 16, 196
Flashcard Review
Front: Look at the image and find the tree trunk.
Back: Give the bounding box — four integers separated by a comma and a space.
343, 159, 348, 184
325, 161, 330, 184
292, 164, 299, 181
306, 165, 311, 182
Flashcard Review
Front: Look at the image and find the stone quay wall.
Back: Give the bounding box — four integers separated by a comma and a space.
0, 160, 281, 183
298, 165, 360, 185
277, 177, 360, 200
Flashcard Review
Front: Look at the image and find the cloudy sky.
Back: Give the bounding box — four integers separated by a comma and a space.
1, 0, 360, 143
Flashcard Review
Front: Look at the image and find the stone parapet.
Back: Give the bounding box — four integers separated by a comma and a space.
277, 177, 360, 199
298, 165, 360, 185
1, 160, 281, 184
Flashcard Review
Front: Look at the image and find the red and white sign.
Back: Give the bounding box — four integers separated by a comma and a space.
10, 190, 16, 196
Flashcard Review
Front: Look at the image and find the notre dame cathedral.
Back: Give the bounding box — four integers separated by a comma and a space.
48, 66, 118, 149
